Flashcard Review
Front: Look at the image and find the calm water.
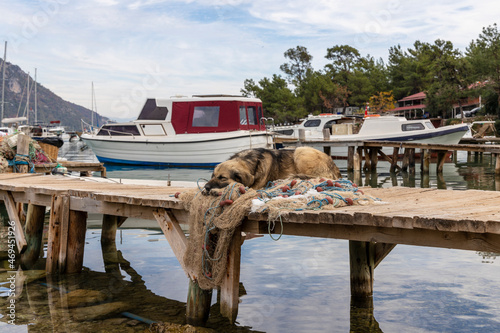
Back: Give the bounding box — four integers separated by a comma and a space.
1, 141, 500, 332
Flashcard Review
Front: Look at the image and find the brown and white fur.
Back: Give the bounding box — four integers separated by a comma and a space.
204, 147, 341, 193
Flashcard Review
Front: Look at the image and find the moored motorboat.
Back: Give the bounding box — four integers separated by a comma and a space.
330, 116, 469, 143
271, 113, 345, 142
325, 116, 469, 158
81, 95, 273, 167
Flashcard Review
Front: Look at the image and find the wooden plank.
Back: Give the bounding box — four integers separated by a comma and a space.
69, 197, 157, 219
153, 208, 191, 277
16, 133, 30, 173
220, 226, 243, 323
46, 195, 67, 274
242, 220, 500, 252
374, 243, 396, 268
65, 210, 88, 274
57, 195, 70, 274
21, 204, 46, 268
1, 191, 27, 253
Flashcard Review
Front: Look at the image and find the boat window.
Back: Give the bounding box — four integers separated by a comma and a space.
425, 121, 435, 129
97, 125, 140, 136
258, 106, 263, 125
137, 99, 169, 120
275, 129, 294, 135
192, 106, 219, 127
140, 124, 165, 135
239, 106, 247, 125
247, 106, 257, 125
304, 119, 321, 127
402, 123, 425, 131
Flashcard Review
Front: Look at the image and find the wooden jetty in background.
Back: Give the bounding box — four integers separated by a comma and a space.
2, 173, 500, 326
280, 133, 500, 175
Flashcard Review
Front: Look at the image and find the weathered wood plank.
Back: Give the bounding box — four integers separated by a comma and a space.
21, 204, 46, 268
1, 191, 27, 253
153, 208, 191, 277
65, 210, 88, 274
58, 195, 70, 274
220, 227, 243, 323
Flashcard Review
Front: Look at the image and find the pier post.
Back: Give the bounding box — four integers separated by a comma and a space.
436, 151, 447, 173
495, 154, 500, 175
389, 147, 399, 173
354, 147, 362, 172
101, 214, 127, 245
46, 195, 69, 274
363, 148, 371, 171
65, 210, 88, 274
220, 227, 243, 323
322, 129, 331, 156
347, 146, 355, 171
21, 204, 46, 268
186, 279, 213, 327
408, 148, 416, 175
349, 240, 375, 299
369, 148, 378, 171
422, 149, 430, 174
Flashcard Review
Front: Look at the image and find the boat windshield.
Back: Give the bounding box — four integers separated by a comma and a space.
303, 119, 321, 128
97, 125, 140, 136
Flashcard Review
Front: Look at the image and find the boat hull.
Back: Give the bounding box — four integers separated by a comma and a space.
81, 132, 271, 167
327, 123, 469, 157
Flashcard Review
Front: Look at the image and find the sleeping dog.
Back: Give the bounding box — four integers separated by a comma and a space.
204, 147, 341, 193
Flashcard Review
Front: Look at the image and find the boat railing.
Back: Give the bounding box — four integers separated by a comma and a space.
100, 128, 137, 138
81, 119, 97, 135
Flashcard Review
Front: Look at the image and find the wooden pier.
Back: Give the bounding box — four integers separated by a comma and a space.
2, 173, 500, 326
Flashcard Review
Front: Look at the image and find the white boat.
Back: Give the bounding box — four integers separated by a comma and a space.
81, 95, 273, 167
330, 116, 469, 144
272, 113, 345, 141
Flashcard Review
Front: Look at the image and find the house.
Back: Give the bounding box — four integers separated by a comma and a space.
387, 92, 427, 118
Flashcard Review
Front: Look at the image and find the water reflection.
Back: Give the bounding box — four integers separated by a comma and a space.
0, 231, 259, 332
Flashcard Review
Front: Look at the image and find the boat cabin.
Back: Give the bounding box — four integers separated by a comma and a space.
97, 95, 265, 137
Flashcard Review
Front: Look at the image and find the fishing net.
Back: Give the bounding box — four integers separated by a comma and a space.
0, 133, 53, 172
179, 177, 381, 290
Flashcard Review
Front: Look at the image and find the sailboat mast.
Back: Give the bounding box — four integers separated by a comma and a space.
34, 68, 37, 124
26, 71, 30, 125
1, 41, 6, 126
91, 81, 94, 128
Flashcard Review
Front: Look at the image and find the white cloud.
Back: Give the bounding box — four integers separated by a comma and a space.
0, 0, 498, 119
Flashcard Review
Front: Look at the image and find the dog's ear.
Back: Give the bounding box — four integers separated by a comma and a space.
230, 169, 254, 187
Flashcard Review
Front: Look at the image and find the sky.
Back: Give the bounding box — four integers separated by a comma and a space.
0, 0, 498, 121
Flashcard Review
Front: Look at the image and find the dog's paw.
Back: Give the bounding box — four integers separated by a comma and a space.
209, 188, 224, 197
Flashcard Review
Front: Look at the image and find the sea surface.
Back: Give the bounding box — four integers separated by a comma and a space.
1, 140, 500, 332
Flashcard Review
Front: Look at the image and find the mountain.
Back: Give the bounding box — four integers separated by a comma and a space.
0, 58, 109, 131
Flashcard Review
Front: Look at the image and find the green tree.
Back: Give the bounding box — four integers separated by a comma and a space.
467, 23, 500, 115
241, 75, 304, 123
324, 45, 361, 111
425, 40, 469, 118
298, 70, 349, 113
279, 46, 313, 87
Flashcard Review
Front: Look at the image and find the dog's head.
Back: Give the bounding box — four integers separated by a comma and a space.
204, 160, 255, 194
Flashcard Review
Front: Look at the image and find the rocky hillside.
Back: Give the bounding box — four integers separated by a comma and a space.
0, 59, 108, 131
